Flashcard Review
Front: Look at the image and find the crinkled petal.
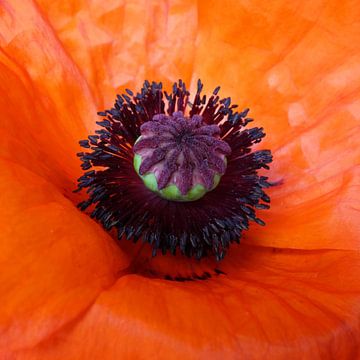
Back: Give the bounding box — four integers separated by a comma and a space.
35, 0, 198, 105
191, 0, 360, 250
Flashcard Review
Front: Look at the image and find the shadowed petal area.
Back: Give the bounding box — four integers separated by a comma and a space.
0, 160, 129, 353
14, 245, 360, 360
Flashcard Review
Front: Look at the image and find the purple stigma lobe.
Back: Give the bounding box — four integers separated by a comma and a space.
133, 112, 231, 195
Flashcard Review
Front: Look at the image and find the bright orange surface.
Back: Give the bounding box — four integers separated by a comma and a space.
0, 0, 360, 359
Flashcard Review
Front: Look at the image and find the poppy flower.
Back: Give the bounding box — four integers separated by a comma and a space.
1, 0, 360, 359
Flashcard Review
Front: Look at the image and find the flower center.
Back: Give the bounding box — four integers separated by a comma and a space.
133, 111, 231, 201
77, 79, 273, 260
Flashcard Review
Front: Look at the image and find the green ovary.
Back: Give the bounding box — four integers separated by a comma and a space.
133, 153, 221, 202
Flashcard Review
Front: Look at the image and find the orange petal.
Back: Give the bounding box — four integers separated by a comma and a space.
1, 1, 359, 358
0, 159, 129, 352
191, 0, 360, 250
33, 0, 360, 250
13, 245, 360, 359
0, 0, 98, 191
35, 0, 198, 106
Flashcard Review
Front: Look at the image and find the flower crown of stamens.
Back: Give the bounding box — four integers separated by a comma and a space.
76, 80, 272, 260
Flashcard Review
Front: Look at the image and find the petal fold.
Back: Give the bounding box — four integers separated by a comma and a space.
15, 246, 360, 360
0, 160, 129, 353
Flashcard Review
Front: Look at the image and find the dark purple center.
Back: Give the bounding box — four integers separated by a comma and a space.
133, 111, 232, 195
